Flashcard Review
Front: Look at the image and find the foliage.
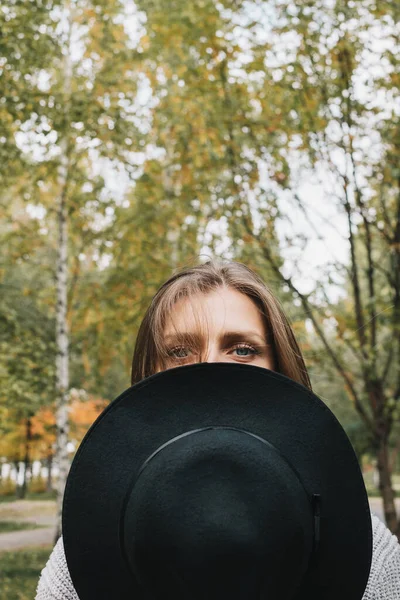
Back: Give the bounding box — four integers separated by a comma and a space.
0, 395, 107, 467
0, 264, 56, 432
1, 0, 399, 529
0, 479, 17, 497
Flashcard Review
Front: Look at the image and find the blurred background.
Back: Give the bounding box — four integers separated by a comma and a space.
0, 0, 399, 597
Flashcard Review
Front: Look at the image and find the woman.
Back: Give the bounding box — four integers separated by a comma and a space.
36, 259, 400, 599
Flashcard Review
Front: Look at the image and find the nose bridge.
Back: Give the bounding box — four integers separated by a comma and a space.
202, 339, 222, 363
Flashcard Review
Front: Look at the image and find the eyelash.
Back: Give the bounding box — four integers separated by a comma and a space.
167, 343, 262, 360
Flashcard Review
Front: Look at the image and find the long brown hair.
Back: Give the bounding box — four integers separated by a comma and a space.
131, 259, 311, 390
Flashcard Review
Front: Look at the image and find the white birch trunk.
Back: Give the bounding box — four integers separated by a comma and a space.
54, 3, 73, 542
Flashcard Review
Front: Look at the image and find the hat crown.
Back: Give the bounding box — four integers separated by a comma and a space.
122, 427, 314, 600
63, 362, 373, 600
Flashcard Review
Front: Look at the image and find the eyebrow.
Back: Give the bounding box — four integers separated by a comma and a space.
164, 331, 267, 346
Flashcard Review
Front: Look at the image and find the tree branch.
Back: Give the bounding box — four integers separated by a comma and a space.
342, 176, 369, 358
242, 217, 374, 432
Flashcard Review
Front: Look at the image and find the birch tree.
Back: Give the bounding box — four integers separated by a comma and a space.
53, 0, 73, 540
2, 0, 146, 535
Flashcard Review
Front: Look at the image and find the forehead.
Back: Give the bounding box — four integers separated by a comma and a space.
163, 288, 265, 337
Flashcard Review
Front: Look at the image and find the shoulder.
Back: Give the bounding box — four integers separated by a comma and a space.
35, 537, 79, 600
362, 513, 400, 600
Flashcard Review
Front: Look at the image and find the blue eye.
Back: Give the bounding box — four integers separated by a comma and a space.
232, 344, 260, 357
235, 347, 251, 356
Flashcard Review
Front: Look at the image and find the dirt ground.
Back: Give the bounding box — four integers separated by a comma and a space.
0, 497, 399, 552
0, 500, 56, 552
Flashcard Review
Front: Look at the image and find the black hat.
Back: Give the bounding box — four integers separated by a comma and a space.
62, 363, 372, 600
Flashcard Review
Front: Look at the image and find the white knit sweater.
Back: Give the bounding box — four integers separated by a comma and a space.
36, 513, 400, 599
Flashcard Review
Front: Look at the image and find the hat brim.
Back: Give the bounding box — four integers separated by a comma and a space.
63, 362, 372, 600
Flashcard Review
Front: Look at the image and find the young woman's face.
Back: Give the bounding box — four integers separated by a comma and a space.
162, 287, 275, 370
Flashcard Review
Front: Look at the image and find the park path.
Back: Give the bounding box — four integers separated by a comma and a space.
0, 498, 399, 552
0, 527, 54, 552
0, 500, 56, 552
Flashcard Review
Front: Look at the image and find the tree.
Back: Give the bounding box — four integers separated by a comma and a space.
228, 0, 400, 536
131, 0, 400, 537
1, 0, 148, 536
2, 0, 398, 541
0, 260, 56, 497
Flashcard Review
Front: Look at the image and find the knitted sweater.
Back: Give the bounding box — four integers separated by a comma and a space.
36, 513, 400, 599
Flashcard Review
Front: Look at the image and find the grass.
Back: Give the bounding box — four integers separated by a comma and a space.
0, 521, 42, 534
0, 491, 57, 503
0, 546, 52, 600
